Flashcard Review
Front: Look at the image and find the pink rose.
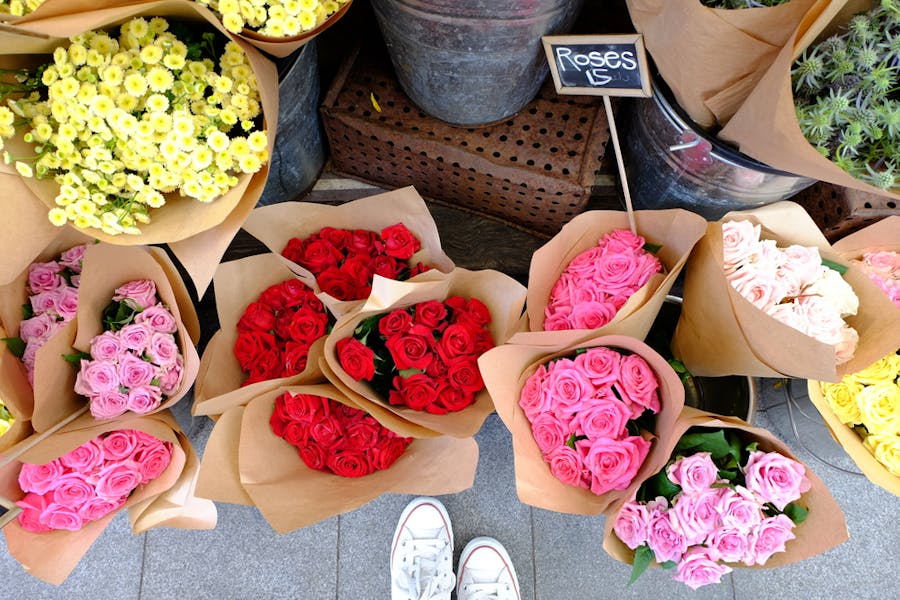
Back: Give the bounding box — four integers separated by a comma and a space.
728, 267, 786, 313
716, 486, 763, 532
75, 359, 120, 395
613, 501, 651, 550
28, 261, 64, 293
59, 439, 104, 472
834, 325, 859, 364
721, 220, 761, 271
547, 445, 586, 488
530, 412, 568, 455
864, 251, 900, 277
19, 460, 64, 495
563, 247, 603, 278
670, 489, 721, 546
594, 252, 643, 296
543, 311, 574, 331
158, 356, 184, 396
570, 394, 630, 439
51, 472, 94, 508
519, 365, 550, 420
743, 451, 810, 511
793, 295, 846, 345
119, 323, 153, 352
581, 435, 651, 495
632, 252, 662, 288
133, 441, 173, 483
546, 272, 578, 311
19, 312, 57, 342
673, 547, 732, 590
134, 304, 178, 334
102, 431, 140, 461
78, 495, 125, 522
127, 385, 163, 414
90, 331, 125, 362
55, 286, 79, 321
89, 391, 129, 420
568, 301, 618, 330
59, 244, 87, 270
646, 510, 688, 563
599, 229, 645, 255
146, 331, 180, 366
614, 354, 661, 416
707, 527, 751, 564
545, 359, 593, 413
118, 353, 157, 388
574, 347, 621, 386
113, 279, 158, 309
30, 290, 59, 317
746, 514, 796, 566
666, 452, 719, 496
40, 502, 85, 531
94, 460, 143, 499
16, 493, 52, 533
778, 244, 822, 292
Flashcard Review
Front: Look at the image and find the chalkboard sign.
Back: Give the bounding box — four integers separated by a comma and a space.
542, 34, 651, 97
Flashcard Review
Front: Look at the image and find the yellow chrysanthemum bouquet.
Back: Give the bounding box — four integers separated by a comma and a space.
0, 0, 46, 17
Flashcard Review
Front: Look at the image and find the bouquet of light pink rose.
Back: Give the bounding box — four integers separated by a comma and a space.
15, 428, 173, 532
851, 251, 900, 308
518, 346, 661, 496
543, 229, 663, 331
73, 279, 184, 420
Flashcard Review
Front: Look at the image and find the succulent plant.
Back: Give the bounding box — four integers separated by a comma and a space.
793, 1, 900, 190
701, 0, 791, 8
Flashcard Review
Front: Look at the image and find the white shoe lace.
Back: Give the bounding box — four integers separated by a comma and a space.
459, 582, 514, 600
394, 537, 455, 600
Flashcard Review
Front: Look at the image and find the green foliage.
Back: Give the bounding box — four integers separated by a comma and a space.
101, 299, 141, 332
627, 545, 654, 586
1, 336, 25, 358
63, 351, 91, 367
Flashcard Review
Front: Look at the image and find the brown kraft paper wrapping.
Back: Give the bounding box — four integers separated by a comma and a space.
192, 253, 327, 418
513, 208, 706, 344
602, 406, 849, 571
1, 410, 214, 585
478, 334, 684, 515
625, 0, 817, 127
234, 0, 355, 58
0, 0, 280, 295
718, 0, 899, 200
321, 268, 527, 438
672, 202, 900, 381
243, 186, 456, 319
237, 384, 479, 533
195, 405, 254, 506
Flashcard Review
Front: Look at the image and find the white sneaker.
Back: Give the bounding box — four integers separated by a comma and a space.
456, 537, 521, 600
390, 497, 455, 600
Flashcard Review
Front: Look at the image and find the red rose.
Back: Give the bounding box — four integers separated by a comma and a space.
426, 356, 449, 378
378, 309, 413, 337
446, 356, 485, 394
319, 226, 353, 250
437, 323, 477, 361
298, 444, 327, 470
317, 267, 360, 301
257, 285, 287, 311
269, 411, 288, 437
326, 449, 374, 477
389, 374, 436, 411
246, 350, 282, 384
385, 331, 434, 371
286, 307, 328, 344
281, 341, 310, 376
236, 301, 276, 333
433, 382, 475, 413
381, 223, 421, 260
350, 229, 380, 254
282, 237, 305, 263
283, 420, 309, 446
371, 436, 412, 470
234, 330, 278, 370
414, 300, 448, 329
341, 255, 374, 287
336, 337, 376, 381
299, 238, 342, 274
279, 392, 323, 421
279, 279, 320, 310
473, 328, 495, 354
371, 255, 406, 280
344, 420, 383, 451
452, 297, 492, 329
309, 414, 343, 448
409, 262, 431, 277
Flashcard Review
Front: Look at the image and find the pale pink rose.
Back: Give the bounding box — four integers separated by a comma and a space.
571, 395, 630, 439
615, 354, 661, 416
22, 340, 39, 382
90, 331, 125, 362
19, 460, 64, 495
569, 301, 618, 330
117, 353, 156, 388
119, 322, 153, 352
595, 252, 643, 296
673, 547, 732, 590
728, 267, 785, 313
646, 510, 688, 563
779, 245, 822, 291
716, 486, 763, 532
547, 445, 586, 488
544, 311, 574, 331
743, 451, 810, 511
158, 357, 183, 396
582, 435, 651, 495
834, 325, 859, 364
721, 220, 761, 271
16, 493, 52, 533
59, 244, 87, 270
546, 360, 593, 413
70, 273, 80, 287
766, 302, 803, 332
102, 430, 140, 461
794, 295, 847, 346
670, 489, 721, 546
113, 279, 158, 310
746, 514, 796, 566
599, 229, 645, 255
27, 261, 64, 293
134, 303, 178, 334
19, 312, 57, 342
147, 331, 180, 366
752, 240, 787, 273
863, 251, 900, 278
530, 412, 568, 455
29, 290, 60, 317
613, 501, 652, 550
77, 495, 124, 522
519, 365, 550, 420
89, 391, 129, 420
574, 347, 621, 386
127, 384, 163, 414
51, 472, 94, 508
40, 502, 85, 531
56, 286, 79, 321
132, 441, 173, 483
804, 267, 859, 316
667, 452, 719, 496
94, 460, 143, 499
76, 359, 120, 395
707, 526, 751, 564
59, 439, 104, 472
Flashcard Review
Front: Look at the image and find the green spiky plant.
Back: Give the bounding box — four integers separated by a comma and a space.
701, 1, 791, 8
792, 1, 900, 190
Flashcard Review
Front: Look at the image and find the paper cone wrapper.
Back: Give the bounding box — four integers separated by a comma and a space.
0, 415, 32, 454
0, 169, 63, 285
321, 268, 527, 438
195, 406, 254, 506
0, 410, 204, 585
243, 186, 456, 319
672, 202, 900, 381
236, 0, 354, 58
514, 209, 706, 344
0, 0, 280, 295
626, 0, 817, 126
831, 216, 900, 260
602, 406, 849, 571
718, 0, 899, 199
62, 244, 201, 423
806, 379, 900, 496
235, 383, 478, 533
478, 334, 685, 515
192, 254, 327, 417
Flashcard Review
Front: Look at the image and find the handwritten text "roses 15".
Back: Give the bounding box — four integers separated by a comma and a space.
554, 46, 638, 87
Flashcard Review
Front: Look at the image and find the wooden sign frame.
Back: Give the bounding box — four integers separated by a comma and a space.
542, 33, 652, 98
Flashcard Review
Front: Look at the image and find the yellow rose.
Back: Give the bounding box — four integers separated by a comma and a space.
822, 380, 864, 425
857, 382, 900, 436
863, 433, 900, 477
851, 352, 900, 386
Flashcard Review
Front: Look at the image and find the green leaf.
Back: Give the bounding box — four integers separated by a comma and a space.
574, 347, 588, 355
660, 560, 677, 570
783, 503, 809, 525
62, 351, 91, 367
397, 368, 423, 378
565, 433, 577, 449
822, 258, 849, 275
21, 303, 33, 320
1, 337, 25, 358
638, 468, 681, 503
642, 242, 663, 254
675, 429, 735, 461
627, 545, 653, 586
354, 314, 382, 345
717, 469, 738, 481
667, 359, 689, 374
0, 405, 12, 421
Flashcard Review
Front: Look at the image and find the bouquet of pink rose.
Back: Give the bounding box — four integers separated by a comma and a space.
16, 428, 173, 532
518, 346, 661, 496
73, 279, 184, 420
851, 251, 900, 308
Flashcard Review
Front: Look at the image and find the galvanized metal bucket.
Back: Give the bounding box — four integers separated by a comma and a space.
370, 0, 585, 126
622, 77, 815, 220
257, 40, 326, 206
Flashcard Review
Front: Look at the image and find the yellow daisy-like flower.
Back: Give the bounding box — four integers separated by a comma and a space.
246, 130, 267, 152
123, 73, 148, 97
48, 207, 68, 226
163, 53, 187, 71
298, 10, 317, 30
222, 13, 245, 33
139, 44, 164, 65
147, 66, 175, 93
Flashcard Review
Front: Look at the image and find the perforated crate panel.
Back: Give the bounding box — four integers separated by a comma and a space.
320, 44, 613, 237
791, 181, 900, 242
